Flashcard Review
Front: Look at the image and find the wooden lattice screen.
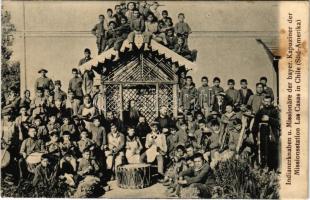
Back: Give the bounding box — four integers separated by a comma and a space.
102, 52, 179, 123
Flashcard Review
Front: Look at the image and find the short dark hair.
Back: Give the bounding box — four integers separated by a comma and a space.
186, 76, 192, 80
162, 10, 168, 15
72, 68, 78, 73
115, 5, 120, 9
178, 13, 185, 17
256, 83, 263, 87
210, 119, 220, 127
176, 145, 186, 152
198, 119, 205, 124
133, 8, 140, 14
201, 76, 208, 81
121, 16, 128, 22
107, 8, 113, 12
227, 79, 235, 85
213, 77, 220, 82
264, 95, 272, 100
240, 79, 247, 84
233, 118, 242, 125
99, 14, 105, 18
193, 152, 204, 160
260, 76, 267, 82
84, 48, 91, 54
127, 2, 136, 9
186, 144, 194, 149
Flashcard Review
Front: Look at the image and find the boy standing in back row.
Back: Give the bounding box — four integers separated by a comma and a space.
91, 14, 106, 54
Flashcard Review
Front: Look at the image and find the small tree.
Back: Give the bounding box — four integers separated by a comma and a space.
1, 7, 20, 101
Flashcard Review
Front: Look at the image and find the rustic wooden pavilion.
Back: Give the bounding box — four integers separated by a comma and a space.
79, 39, 196, 123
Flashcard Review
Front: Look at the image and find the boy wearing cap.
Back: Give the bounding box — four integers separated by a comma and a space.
91, 14, 106, 54
35, 69, 54, 93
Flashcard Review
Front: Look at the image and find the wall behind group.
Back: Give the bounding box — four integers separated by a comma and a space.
3, 1, 279, 98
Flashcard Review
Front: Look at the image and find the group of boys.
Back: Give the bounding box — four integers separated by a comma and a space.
1, 61, 280, 197
91, 1, 197, 61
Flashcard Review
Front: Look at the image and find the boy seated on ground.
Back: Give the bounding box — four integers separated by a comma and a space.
77, 130, 95, 155
59, 151, 77, 187
173, 153, 215, 198
173, 37, 197, 61
125, 126, 143, 164
77, 148, 100, 181
162, 145, 188, 187
32, 154, 56, 187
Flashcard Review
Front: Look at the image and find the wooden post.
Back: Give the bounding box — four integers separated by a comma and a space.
155, 83, 159, 117
103, 84, 107, 118
173, 84, 178, 118
119, 84, 123, 121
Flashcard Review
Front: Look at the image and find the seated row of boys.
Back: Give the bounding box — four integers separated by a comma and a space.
91, 1, 196, 61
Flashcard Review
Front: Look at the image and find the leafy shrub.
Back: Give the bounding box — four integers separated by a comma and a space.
212, 157, 279, 199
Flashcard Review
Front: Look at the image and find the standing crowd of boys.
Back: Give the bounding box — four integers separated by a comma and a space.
1, 1, 280, 198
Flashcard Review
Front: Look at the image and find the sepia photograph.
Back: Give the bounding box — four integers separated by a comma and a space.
1, 0, 308, 198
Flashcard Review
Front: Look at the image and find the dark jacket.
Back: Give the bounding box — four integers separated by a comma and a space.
180, 163, 215, 185
238, 88, 254, 105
